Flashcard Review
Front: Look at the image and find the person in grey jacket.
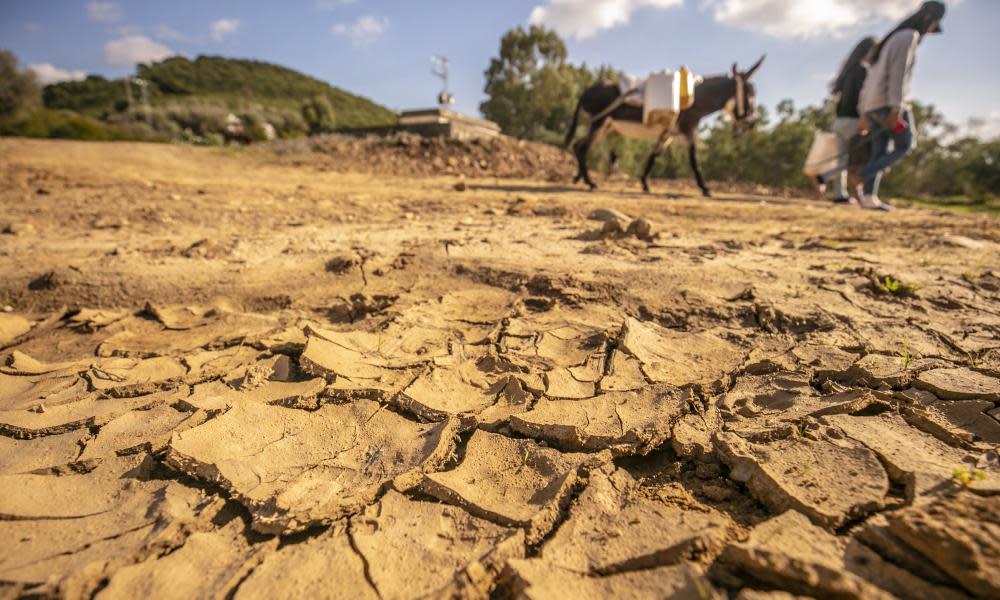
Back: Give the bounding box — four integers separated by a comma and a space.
856, 1, 946, 211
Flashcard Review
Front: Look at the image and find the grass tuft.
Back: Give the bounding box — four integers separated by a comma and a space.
952, 467, 987, 488
873, 275, 922, 298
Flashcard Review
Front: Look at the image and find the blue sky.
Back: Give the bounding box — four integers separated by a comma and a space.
2, 0, 998, 138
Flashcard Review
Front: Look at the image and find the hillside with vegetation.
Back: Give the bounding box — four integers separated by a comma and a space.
1, 51, 395, 143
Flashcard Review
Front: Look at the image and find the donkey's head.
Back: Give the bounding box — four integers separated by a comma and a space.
726, 55, 765, 133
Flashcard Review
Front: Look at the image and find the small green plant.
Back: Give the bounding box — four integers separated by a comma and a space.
693, 577, 716, 600
900, 335, 912, 369
952, 467, 987, 487
875, 276, 922, 298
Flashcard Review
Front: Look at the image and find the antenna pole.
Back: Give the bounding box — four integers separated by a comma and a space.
431, 55, 455, 106
127, 77, 151, 123
125, 78, 134, 120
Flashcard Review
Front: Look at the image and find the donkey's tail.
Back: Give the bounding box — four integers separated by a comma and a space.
564, 95, 584, 149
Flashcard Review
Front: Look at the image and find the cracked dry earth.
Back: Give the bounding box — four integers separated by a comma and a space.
2, 138, 1000, 600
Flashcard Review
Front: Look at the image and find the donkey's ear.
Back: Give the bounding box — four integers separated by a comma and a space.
744, 54, 766, 80
731, 62, 739, 78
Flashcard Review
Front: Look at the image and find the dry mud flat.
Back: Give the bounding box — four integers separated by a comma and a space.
2, 138, 1000, 599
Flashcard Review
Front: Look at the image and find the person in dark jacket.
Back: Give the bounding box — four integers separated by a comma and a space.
856, 1, 946, 211
818, 36, 878, 204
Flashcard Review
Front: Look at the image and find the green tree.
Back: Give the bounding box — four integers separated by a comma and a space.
481, 26, 600, 142
699, 101, 820, 188
953, 139, 1000, 202
301, 95, 336, 134
0, 49, 41, 118
42, 75, 125, 117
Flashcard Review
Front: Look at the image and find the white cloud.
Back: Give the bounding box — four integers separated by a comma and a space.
333, 15, 389, 45
702, 0, 933, 39
87, 1, 121, 23
529, 0, 958, 41
103, 35, 174, 67
24, 21, 41, 33
528, 0, 682, 40
28, 63, 88, 85
210, 18, 240, 43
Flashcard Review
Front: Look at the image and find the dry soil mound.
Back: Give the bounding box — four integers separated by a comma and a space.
277, 132, 578, 180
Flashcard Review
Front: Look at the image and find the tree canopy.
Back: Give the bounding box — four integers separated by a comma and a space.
0, 50, 41, 118
481, 25, 615, 143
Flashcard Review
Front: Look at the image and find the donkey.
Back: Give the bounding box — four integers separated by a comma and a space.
565, 56, 765, 197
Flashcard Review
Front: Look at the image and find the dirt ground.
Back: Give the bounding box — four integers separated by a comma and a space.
1, 137, 999, 599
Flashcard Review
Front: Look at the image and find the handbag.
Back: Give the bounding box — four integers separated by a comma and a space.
803, 131, 841, 177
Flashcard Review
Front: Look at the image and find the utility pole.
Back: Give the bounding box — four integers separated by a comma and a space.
431, 55, 455, 107
133, 77, 150, 123
124, 77, 134, 118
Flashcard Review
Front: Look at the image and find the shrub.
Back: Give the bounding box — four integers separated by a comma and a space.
0, 108, 149, 141
302, 95, 336, 134
166, 104, 229, 136
0, 49, 41, 118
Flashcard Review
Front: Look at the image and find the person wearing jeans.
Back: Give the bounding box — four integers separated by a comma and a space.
856, 1, 945, 211
859, 105, 914, 204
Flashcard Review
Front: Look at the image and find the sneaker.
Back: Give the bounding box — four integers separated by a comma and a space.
832, 196, 857, 205
860, 194, 893, 211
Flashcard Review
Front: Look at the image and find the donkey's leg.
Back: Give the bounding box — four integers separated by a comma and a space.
640, 152, 657, 193
686, 136, 711, 197
572, 119, 590, 183
573, 136, 590, 187
641, 132, 673, 193
576, 120, 610, 190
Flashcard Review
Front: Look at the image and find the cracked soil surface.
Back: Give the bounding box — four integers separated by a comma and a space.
2, 137, 1000, 599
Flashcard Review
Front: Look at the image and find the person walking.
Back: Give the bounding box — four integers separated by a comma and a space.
818, 37, 879, 204
856, 1, 946, 211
